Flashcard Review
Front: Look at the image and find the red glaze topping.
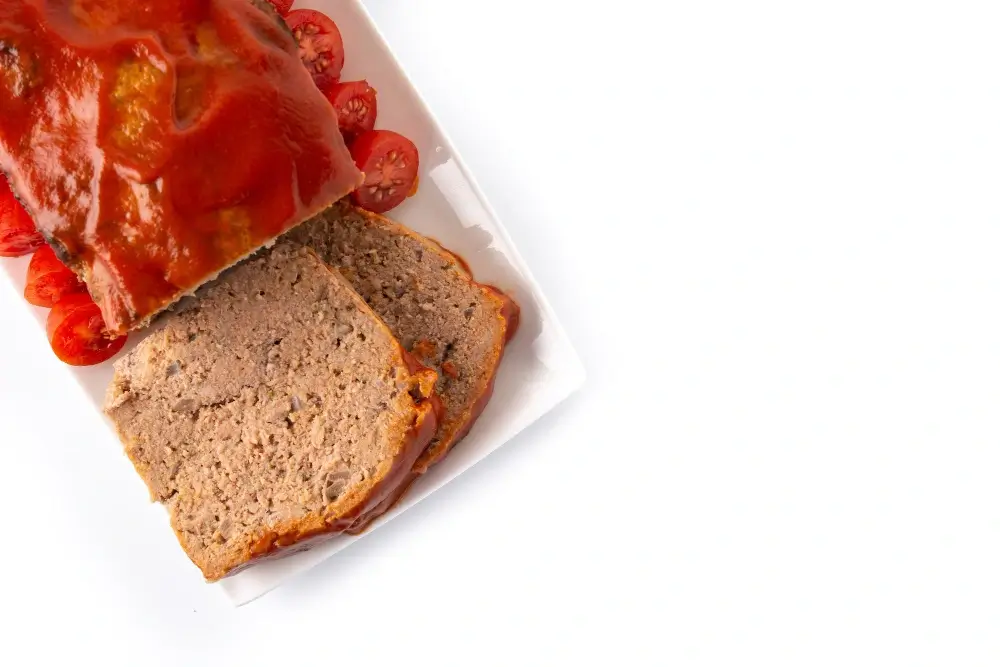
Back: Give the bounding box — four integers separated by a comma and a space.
0, 0, 360, 333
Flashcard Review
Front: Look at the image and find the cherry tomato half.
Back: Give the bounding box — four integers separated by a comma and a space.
349, 130, 420, 214
0, 175, 44, 257
46, 293, 127, 366
24, 244, 86, 307
324, 80, 378, 140
265, 0, 293, 16
285, 9, 345, 90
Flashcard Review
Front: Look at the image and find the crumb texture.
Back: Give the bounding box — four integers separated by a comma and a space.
289, 203, 512, 468
105, 243, 427, 579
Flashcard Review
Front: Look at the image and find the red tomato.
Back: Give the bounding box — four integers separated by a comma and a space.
285, 9, 345, 89
349, 130, 420, 213
265, 0, 293, 16
0, 175, 44, 257
324, 80, 378, 140
46, 293, 127, 366
24, 244, 86, 307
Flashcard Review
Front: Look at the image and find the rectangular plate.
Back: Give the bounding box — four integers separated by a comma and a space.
0, 0, 584, 605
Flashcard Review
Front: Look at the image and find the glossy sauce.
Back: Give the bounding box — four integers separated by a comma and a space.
0, 0, 359, 333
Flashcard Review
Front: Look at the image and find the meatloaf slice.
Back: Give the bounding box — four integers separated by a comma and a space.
288, 202, 519, 474
104, 244, 438, 581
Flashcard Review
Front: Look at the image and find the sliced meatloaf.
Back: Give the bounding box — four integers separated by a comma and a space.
104, 244, 438, 580
288, 202, 519, 474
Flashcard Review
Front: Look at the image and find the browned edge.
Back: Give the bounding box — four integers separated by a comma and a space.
342, 284, 519, 533
410, 283, 520, 474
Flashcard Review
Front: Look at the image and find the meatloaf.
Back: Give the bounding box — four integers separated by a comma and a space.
104, 244, 438, 580
0, 0, 361, 334
288, 202, 519, 474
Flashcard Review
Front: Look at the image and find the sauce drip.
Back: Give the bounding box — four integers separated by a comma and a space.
0, 0, 360, 333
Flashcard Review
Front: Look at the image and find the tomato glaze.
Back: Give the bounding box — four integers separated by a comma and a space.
0, 0, 359, 333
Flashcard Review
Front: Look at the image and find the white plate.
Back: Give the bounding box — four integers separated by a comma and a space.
0, 0, 584, 606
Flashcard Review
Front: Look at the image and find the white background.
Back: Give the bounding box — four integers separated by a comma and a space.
2, 0, 999, 664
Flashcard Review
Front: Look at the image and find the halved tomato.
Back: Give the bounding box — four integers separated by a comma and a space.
324, 80, 378, 140
24, 244, 86, 307
285, 9, 344, 89
0, 175, 44, 257
349, 130, 420, 214
46, 293, 127, 366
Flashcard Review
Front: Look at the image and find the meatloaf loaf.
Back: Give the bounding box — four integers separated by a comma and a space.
289, 202, 519, 474
104, 244, 438, 580
0, 0, 361, 334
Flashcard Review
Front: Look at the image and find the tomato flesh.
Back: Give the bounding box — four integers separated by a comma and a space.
325, 80, 378, 140
349, 130, 420, 214
47, 293, 127, 366
265, 0, 293, 16
285, 9, 345, 89
0, 176, 44, 257
24, 244, 86, 307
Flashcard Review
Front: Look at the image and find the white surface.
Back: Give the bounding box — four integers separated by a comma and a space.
0, 0, 585, 607
3, 0, 1000, 663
